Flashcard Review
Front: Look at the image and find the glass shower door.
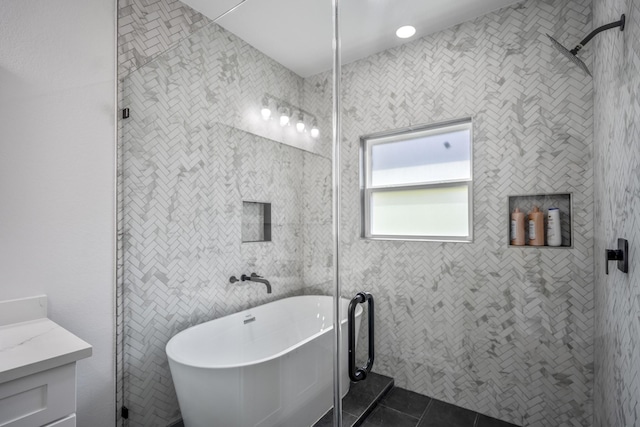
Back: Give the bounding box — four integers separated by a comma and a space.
119, 0, 596, 425
334, 0, 596, 426
118, 0, 349, 426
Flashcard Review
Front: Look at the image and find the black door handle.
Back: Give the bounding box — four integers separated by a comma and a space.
348, 292, 374, 382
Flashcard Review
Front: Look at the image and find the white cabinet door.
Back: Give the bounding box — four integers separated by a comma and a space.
0, 364, 76, 427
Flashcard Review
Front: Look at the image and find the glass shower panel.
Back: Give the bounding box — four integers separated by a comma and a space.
337, 0, 596, 425
119, 0, 597, 424
118, 0, 341, 426
337, 0, 492, 421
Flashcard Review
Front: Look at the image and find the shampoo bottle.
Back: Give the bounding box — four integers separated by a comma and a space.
511, 208, 525, 246
547, 207, 561, 246
528, 206, 545, 246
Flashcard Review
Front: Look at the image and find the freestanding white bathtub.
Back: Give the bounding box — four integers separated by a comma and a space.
166, 295, 362, 427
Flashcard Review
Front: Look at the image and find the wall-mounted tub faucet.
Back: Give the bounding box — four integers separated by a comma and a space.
241, 273, 272, 294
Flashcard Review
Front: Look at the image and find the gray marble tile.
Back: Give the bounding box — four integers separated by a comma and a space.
348, 373, 394, 401
476, 414, 519, 427
380, 387, 431, 419
592, 0, 640, 425
418, 399, 477, 427
337, 0, 594, 425
314, 410, 358, 427
343, 376, 393, 418
117, 0, 596, 426
361, 406, 420, 427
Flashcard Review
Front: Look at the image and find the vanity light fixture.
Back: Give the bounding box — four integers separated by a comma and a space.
396, 25, 416, 39
260, 93, 319, 138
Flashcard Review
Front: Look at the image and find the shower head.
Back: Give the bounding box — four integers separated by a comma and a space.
547, 14, 625, 77
547, 34, 592, 77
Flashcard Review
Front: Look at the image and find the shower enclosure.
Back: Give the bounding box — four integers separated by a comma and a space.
118, 0, 349, 425
117, 0, 596, 425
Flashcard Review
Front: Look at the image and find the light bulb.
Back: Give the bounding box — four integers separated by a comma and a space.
278, 106, 290, 126
396, 25, 416, 39
261, 96, 271, 120
310, 125, 320, 139
296, 113, 305, 133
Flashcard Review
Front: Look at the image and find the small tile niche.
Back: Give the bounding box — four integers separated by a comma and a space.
242, 201, 271, 243
508, 193, 572, 248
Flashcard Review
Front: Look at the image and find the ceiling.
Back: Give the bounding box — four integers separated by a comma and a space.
181, 0, 522, 77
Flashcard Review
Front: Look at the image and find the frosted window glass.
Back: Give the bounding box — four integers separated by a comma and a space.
370, 186, 469, 237
371, 129, 471, 187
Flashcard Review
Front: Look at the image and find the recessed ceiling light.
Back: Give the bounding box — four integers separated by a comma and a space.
396, 25, 416, 39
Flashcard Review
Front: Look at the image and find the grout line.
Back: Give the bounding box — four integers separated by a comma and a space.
417, 398, 433, 423
373, 380, 394, 402
375, 404, 422, 427
319, 379, 511, 427
343, 408, 359, 417
313, 376, 395, 427
351, 377, 394, 427
376, 403, 421, 421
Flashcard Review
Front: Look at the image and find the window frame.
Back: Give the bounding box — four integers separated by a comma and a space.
360, 118, 474, 242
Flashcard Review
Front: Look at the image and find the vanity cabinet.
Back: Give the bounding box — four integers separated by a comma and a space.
0, 364, 76, 427
0, 296, 91, 427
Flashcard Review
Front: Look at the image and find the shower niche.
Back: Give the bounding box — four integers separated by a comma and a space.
242, 201, 272, 243
508, 193, 572, 248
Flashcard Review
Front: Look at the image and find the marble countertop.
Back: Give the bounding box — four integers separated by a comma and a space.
0, 296, 92, 384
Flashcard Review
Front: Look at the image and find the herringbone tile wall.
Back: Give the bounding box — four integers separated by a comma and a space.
118, 0, 598, 426
119, 16, 331, 424
592, 0, 640, 425
119, 0, 321, 153
301, 73, 334, 293
118, 0, 208, 78
303, 1, 595, 425
121, 117, 322, 426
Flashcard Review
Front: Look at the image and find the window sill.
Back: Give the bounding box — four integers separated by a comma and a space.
361, 236, 473, 243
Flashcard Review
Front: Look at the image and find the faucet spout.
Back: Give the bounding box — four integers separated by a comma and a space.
241, 273, 272, 294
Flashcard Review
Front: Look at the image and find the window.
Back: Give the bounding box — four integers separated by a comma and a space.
361, 118, 473, 241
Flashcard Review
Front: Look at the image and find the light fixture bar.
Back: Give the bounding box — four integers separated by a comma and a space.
260, 93, 319, 137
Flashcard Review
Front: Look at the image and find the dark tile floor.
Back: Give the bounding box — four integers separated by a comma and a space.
314, 373, 521, 427
313, 372, 395, 427
174, 372, 520, 427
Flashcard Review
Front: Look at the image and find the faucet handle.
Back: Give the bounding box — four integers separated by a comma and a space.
605, 238, 629, 275
229, 276, 240, 284
250, 272, 263, 278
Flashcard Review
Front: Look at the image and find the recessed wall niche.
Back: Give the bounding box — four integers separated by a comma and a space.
508, 193, 572, 248
242, 201, 272, 243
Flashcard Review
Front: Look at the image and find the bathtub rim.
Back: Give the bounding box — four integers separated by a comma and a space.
166, 295, 363, 370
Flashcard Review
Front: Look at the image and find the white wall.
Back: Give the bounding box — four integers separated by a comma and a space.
0, 0, 116, 425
